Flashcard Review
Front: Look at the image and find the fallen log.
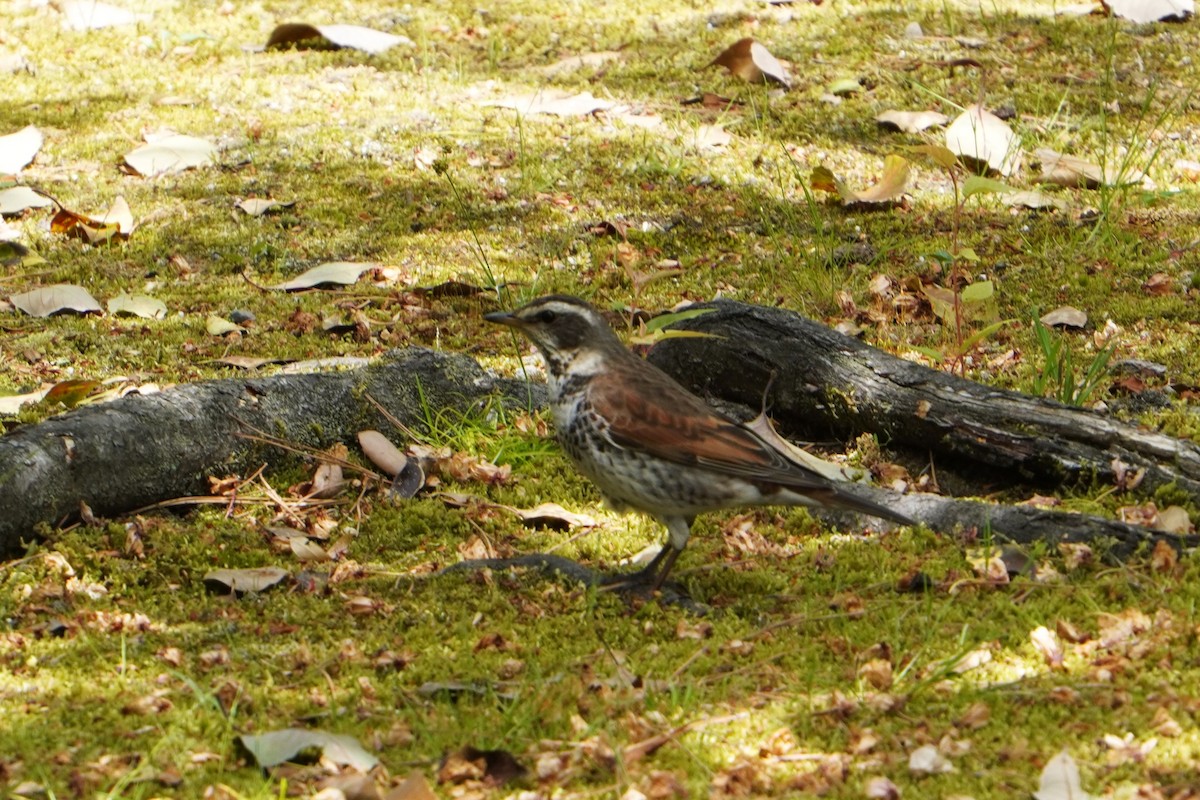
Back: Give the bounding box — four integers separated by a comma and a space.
0, 349, 542, 556
648, 300, 1200, 504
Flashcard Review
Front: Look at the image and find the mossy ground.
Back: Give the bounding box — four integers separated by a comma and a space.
2, 0, 1200, 797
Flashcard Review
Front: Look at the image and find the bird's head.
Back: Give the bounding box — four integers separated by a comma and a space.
485, 295, 625, 377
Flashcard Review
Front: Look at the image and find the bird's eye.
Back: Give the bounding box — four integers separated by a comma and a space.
535, 309, 558, 324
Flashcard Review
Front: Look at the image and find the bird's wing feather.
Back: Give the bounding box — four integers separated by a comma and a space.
587, 364, 833, 492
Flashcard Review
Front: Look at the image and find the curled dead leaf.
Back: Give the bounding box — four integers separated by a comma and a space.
945, 104, 1022, 176
707, 38, 791, 87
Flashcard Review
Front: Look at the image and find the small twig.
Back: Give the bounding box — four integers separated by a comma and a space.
239, 269, 272, 293
670, 645, 711, 681
750, 610, 864, 640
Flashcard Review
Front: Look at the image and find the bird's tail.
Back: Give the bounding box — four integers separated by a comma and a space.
827, 486, 916, 527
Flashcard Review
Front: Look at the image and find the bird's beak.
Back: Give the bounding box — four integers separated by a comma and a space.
484, 310, 520, 327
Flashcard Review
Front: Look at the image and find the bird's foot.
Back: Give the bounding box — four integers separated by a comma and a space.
599, 568, 707, 613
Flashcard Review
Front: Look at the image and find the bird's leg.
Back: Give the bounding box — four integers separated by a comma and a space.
601, 544, 671, 587
603, 516, 693, 589
649, 516, 692, 588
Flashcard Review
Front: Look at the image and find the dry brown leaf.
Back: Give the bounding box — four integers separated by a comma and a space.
1142, 272, 1174, 295
1149, 539, 1179, 572
50, 199, 132, 245
865, 776, 900, 799
811, 155, 910, 205
707, 38, 791, 87
858, 658, 893, 689
383, 771, 438, 800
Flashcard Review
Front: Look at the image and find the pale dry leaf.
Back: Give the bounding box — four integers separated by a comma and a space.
124, 134, 216, 177
308, 461, 345, 500
238, 729, 378, 771
290, 536, 331, 562
205, 315, 245, 336
707, 38, 791, 87
0, 186, 55, 215
1174, 158, 1200, 180
1103, 0, 1193, 23
0, 125, 42, 173
58, 0, 140, 30
908, 744, 954, 775
951, 647, 992, 673
691, 124, 732, 152
1034, 750, 1092, 800
1030, 626, 1064, 667
1005, 189, 1068, 211
100, 195, 134, 234
265, 23, 414, 54
237, 198, 295, 216
828, 77, 862, 96
876, 109, 949, 133
541, 50, 623, 76
513, 502, 597, 530
203, 567, 289, 594
0, 386, 51, 414
1040, 306, 1087, 328
864, 776, 900, 800
107, 292, 167, 319
273, 262, 373, 291
1034, 147, 1143, 189
1155, 506, 1193, 535
945, 104, 1022, 176
11, 284, 102, 317
488, 89, 614, 117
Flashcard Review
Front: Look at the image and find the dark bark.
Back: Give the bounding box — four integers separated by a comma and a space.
647, 300, 1200, 504
0, 348, 542, 556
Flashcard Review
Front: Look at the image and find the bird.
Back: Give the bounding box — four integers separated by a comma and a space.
485, 294, 915, 591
